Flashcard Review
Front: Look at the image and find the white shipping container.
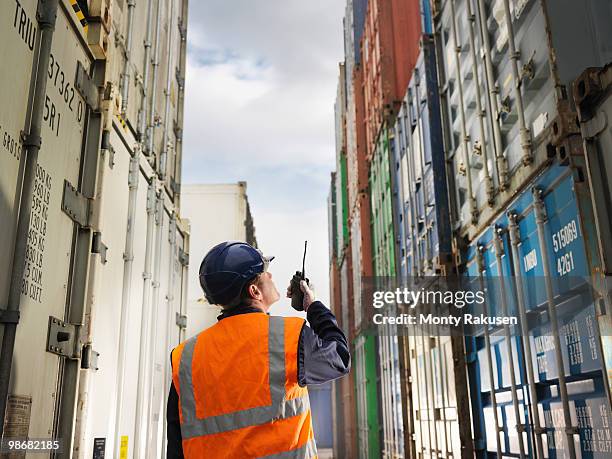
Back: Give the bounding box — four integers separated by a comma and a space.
0, 0, 95, 444
77, 126, 189, 459
350, 205, 363, 329
181, 183, 257, 337
435, 0, 612, 239
378, 332, 404, 459
334, 64, 347, 256
340, 257, 350, 337
0, 1, 189, 458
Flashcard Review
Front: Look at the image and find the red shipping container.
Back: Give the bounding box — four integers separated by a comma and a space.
361, 0, 422, 159
329, 254, 358, 458
340, 367, 358, 457
329, 255, 342, 323
346, 63, 370, 215
353, 65, 369, 207
349, 192, 373, 337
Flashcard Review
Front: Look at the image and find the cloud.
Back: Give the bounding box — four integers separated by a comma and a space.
182, 1, 345, 316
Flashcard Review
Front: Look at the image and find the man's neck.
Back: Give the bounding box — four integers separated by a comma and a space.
217, 303, 268, 321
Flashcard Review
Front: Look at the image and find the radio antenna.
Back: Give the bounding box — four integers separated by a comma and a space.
302, 241, 308, 277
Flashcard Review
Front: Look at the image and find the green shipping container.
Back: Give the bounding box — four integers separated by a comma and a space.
340, 153, 350, 249
369, 127, 396, 276
336, 152, 351, 263
328, 172, 338, 260
355, 333, 381, 459
369, 125, 407, 458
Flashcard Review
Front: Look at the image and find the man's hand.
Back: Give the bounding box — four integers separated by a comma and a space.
286, 280, 316, 311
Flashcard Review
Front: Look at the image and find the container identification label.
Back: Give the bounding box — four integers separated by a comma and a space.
21, 164, 51, 304
2, 395, 32, 440
120, 436, 128, 459
92, 438, 105, 458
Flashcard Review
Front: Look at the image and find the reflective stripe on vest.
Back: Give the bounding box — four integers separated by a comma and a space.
258, 438, 318, 459
178, 316, 309, 439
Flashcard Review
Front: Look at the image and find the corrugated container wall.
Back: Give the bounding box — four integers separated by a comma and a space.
433, 0, 612, 240
109, 0, 186, 202
328, 172, 339, 262
355, 333, 382, 459
394, 38, 453, 278
574, 65, 612, 395
344, 3, 358, 210
391, 37, 474, 459
370, 126, 396, 277
574, 65, 612, 276
361, 0, 422, 158
462, 163, 611, 458
350, 194, 374, 335
352, 0, 368, 67
335, 64, 349, 259
0, 1, 190, 458
369, 124, 405, 458
309, 383, 334, 450
330, 49, 360, 456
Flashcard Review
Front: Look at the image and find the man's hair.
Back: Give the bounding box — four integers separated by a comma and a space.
222, 273, 262, 310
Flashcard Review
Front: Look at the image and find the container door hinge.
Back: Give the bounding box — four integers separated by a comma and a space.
177, 20, 187, 41
75, 61, 100, 112
0, 310, 20, 324
474, 439, 486, 451
62, 180, 92, 227
92, 232, 108, 264
170, 178, 181, 195
100, 130, 116, 169
47, 317, 78, 358
81, 344, 100, 371
175, 313, 187, 329
173, 120, 183, 142
178, 248, 189, 267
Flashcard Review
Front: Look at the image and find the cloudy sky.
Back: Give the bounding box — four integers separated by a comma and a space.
182, 1, 346, 313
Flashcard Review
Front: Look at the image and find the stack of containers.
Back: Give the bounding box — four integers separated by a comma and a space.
333, 1, 379, 458
360, 0, 427, 456
433, 0, 612, 457
392, 25, 474, 458
330, 60, 361, 457
343, 2, 371, 457
0, 0, 190, 457
327, 170, 349, 457
368, 124, 402, 458
356, 0, 420, 457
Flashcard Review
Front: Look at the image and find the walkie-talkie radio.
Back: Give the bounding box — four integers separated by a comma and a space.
290, 241, 309, 311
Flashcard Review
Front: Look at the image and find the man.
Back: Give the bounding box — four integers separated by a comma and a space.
167, 241, 350, 458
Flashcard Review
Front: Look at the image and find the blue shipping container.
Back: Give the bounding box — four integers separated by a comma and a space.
309, 382, 334, 449
393, 37, 452, 277
463, 163, 612, 458
352, 0, 367, 65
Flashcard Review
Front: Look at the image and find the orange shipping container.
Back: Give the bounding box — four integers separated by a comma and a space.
348, 64, 370, 212
361, 0, 422, 159
350, 193, 373, 337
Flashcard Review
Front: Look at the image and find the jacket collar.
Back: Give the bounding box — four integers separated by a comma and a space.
217, 304, 267, 321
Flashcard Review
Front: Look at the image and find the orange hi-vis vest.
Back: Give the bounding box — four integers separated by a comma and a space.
171, 313, 317, 458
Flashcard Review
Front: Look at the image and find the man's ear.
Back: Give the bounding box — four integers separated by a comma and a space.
248, 283, 261, 300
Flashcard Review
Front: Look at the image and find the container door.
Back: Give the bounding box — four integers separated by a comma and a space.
1, 0, 94, 441
0, 0, 36, 307
81, 127, 132, 458
114, 165, 150, 458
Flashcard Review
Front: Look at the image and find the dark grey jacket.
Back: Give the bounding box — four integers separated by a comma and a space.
166, 301, 350, 458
